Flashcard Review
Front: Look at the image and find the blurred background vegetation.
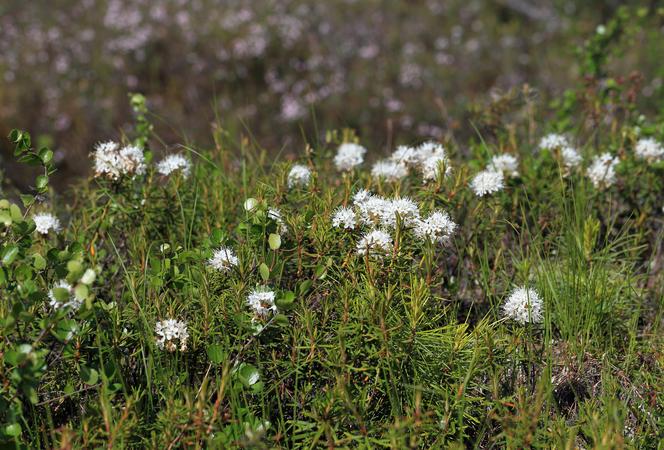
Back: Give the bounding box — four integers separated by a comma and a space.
1, 0, 663, 189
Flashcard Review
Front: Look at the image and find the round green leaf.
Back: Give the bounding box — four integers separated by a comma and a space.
4, 423, 22, 437
80, 366, 99, 385
9, 204, 22, 222
39, 148, 54, 164
35, 175, 49, 190
2, 245, 19, 265
206, 344, 225, 365
268, 233, 281, 250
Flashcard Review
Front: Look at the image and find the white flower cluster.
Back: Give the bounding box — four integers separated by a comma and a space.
587, 153, 619, 189
356, 229, 393, 257
354, 194, 420, 229
470, 170, 505, 197
157, 154, 191, 178
33, 212, 61, 235
92, 141, 146, 180
208, 247, 239, 272
334, 142, 367, 171
247, 287, 277, 318
414, 211, 457, 244
502, 286, 543, 324
634, 137, 664, 163
48, 280, 82, 311
539, 133, 568, 151
287, 164, 312, 188
390, 141, 451, 183
488, 154, 519, 178
560, 146, 582, 174
155, 319, 189, 352
331, 206, 357, 230
331, 189, 457, 257
371, 160, 408, 182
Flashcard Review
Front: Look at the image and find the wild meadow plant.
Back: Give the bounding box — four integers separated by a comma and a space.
1, 24, 664, 449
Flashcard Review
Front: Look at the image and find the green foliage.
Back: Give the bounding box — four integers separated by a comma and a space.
1, 131, 97, 446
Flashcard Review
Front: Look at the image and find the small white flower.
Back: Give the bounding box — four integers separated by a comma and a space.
390, 145, 420, 166
332, 207, 357, 230
157, 154, 191, 177
247, 287, 277, 318
561, 146, 582, 173
371, 160, 408, 182
48, 280, 82, 311
634, 138, 664, 162
352, 189, 373, 206
539, 133, 568, 151
155, 319, 189, 352
421, 155, 450, 182
470, 170, 505, 197
33, 213, 61, 235
489, 154, 519, 177
92, 141, 146, 179
287, 164, 312, 188
417, 141, 451, 182
356, 229, 393, 257
414, 210, 457, 244
587, 153, 619, 189
208, 247, 239, 272
334, 143, 367, 171
502, 287, 543, 324
415, 141, 447, 163
118, 145, 146, 175
268, 208, 288, 234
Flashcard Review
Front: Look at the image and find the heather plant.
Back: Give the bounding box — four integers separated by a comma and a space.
1, 6, 664, 449
1, 85, 662, 446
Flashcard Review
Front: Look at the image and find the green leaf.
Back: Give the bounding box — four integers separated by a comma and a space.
53, 287, 70, 302
33, 253, 47, 270
298, 280, 313, 295
80, 366, 99, 385
0, 211, 11, 226
206, 344, 225, 364
35, 175, 49, 190
26, 386, 39, 404
20, 194, 35, 208
235, 363, 262, 392
9, 203, 22, 222
4, 423, 22, 437
2, 245, 19, 265
67, 260, 83, 277
63, 383, 75, 396
39, 147, 54, 164
268, 233, 281, 250
314, 263, 327, 279
275, 291, 296, 310
74, 284, 89, 301
274, 313, 290, 327
211, 229, 223, 246
259, 263, 270, 281
4, 349, 26, 366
